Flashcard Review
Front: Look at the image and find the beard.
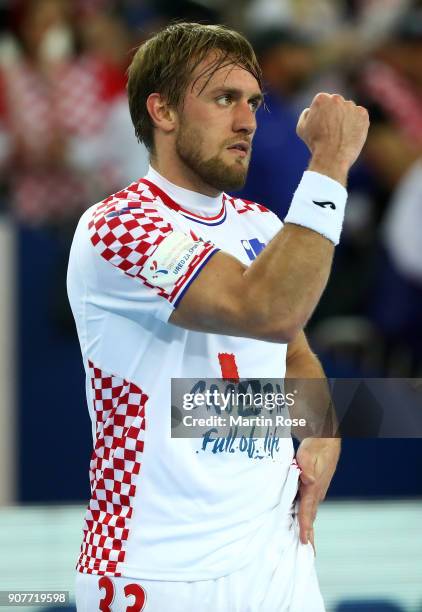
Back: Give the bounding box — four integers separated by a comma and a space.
175, 121, 250, 192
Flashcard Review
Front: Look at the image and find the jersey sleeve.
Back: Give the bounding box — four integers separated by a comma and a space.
229, 196, 284, 241
87, 200, 220, 322
255, 208, 284, 243
267, 210, 284, 237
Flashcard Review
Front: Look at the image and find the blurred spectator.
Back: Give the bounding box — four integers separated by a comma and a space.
244, 0, 343, 38
302, 3, 422, 374
383, 159, 422, 284
348, 0, 413, 46
0, 0, 147, 226
75, 10, 149, 187
311, 79, 421, 343
244, 0, 413, 41
361, 9, 422, 148
367, 151, 422, 365
79, 12, 130, 99
363, 101, 421, 193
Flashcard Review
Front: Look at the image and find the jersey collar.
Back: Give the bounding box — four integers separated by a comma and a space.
138, 167, 227, 226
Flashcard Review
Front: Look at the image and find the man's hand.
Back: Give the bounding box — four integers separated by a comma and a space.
296, 437, 341, 550
297, 92, 370, 186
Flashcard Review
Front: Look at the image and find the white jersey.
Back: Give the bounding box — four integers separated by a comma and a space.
67, 166, 294, 582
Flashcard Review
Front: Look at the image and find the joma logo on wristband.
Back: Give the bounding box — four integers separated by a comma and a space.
312, 200, 337, 210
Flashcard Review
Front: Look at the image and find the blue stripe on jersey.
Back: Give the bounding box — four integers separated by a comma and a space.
173, 248, 220, 308
180, 209, 227, 226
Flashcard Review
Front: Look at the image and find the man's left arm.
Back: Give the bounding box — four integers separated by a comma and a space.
285, 331, 341, 549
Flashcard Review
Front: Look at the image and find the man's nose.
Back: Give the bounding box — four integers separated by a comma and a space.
232, 101, 256, 135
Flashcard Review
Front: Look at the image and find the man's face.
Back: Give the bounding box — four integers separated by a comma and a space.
174, 54, 263, 192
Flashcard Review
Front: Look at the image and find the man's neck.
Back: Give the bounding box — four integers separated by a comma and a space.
144, 166, 223, 216
150, 157, 221, 198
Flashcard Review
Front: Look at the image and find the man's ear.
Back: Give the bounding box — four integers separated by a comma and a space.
146, 93, 177, 134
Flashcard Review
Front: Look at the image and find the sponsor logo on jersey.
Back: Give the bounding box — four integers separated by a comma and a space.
241, 238, 266, 261
149, 260, 169, 280
143, 231, 202, 287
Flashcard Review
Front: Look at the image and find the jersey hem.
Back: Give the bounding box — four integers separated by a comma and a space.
75, 511, 295, 582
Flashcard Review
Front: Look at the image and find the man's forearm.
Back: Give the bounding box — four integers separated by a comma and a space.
242, 150, 349, 343
287, 344, 341, 547
286, 336, 329, 380
243, 221, 336, 342
285, 341, 340, 440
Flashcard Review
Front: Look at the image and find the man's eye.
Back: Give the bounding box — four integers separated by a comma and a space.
249, 100, 260, 112
216, 95, 232, 106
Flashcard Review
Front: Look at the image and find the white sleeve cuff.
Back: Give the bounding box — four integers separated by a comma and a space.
284, 171, 348, 245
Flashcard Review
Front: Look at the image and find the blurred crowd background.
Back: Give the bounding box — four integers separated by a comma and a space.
0, 1, 421, 610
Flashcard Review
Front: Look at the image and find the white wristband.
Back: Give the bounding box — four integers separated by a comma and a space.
284, 171, 348, 245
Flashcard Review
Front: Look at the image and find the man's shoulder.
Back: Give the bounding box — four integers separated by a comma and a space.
90, 180, 162, 220
81, 180, 173, 239
225, 195, 273, 216
73, 180, 173, 261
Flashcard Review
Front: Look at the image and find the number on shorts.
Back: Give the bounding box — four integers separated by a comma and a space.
99, 577, 147, 612
124, 583, 147, 611
99, 577, 114, 612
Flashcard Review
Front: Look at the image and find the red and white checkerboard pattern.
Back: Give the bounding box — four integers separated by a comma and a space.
89, 182, 219, 306
77, 361, 147, 575
227, 197, 270, 215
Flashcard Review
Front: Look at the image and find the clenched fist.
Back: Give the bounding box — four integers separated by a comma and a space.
297, 93, 370, 186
